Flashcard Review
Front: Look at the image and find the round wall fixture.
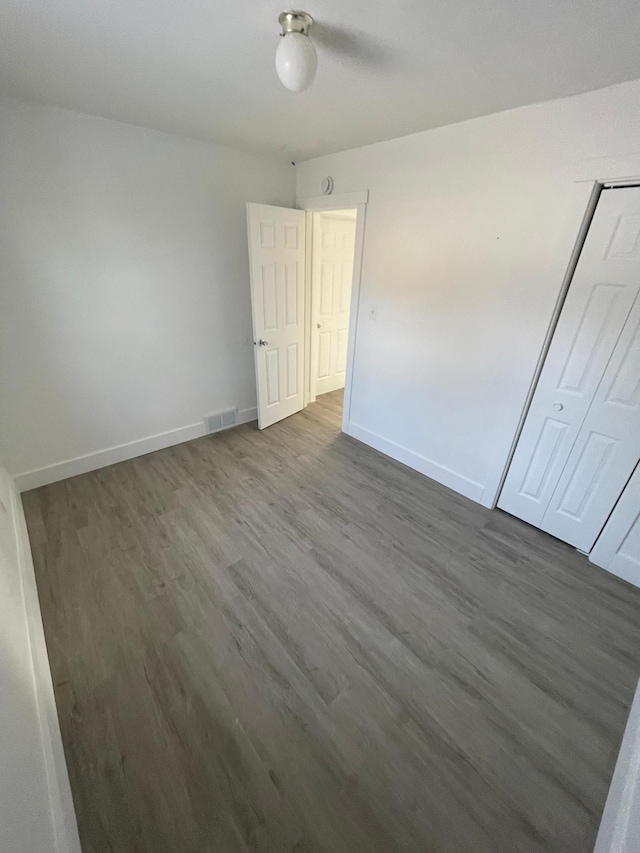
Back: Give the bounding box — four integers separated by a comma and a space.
321, 176, 334, 195
276, 11, 317, 93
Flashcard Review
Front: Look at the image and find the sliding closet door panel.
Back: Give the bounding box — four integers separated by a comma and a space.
541, 293, 640, 550
590, 463, 640, 586
498, 187, 640, 529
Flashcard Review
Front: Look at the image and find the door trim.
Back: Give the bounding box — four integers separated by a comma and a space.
302, 191, 369, 434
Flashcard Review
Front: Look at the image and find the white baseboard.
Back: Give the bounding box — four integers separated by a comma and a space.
14, 407, 258, 492
344, 421, 485, 503
239, 406, 258, 423
9, 477, 82, 853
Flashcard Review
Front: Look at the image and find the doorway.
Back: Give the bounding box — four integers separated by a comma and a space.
308, 208, 358, 416
246, 196, 366, 432
498, 186, 640, 553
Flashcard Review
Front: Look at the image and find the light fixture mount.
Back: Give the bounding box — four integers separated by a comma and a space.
278, 11, 314, 37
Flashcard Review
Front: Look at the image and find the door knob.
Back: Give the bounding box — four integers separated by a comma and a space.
258, 339, 269, 346
553, 403, 564, 411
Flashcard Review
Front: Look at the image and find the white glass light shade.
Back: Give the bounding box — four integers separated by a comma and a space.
275, 32, 317, 93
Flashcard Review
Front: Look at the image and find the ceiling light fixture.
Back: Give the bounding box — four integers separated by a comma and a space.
276, 11, 317, 93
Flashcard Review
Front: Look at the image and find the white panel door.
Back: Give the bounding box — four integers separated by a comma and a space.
247, 203, 305, 429
541, 291, 640, 549
590, 462, 640, 587
312, 213, 356, 396
499, 187, 640, 534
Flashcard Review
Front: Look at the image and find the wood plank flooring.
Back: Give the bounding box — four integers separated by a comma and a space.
23, 390, 640, 853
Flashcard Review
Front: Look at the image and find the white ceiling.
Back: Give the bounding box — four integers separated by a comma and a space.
2, 0, 640, 161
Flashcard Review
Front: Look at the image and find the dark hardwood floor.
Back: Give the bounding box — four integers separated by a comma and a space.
23, 390, 640, 853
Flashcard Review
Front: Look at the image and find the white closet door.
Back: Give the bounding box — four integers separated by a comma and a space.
247, 203, 306, 429
541, 292, 640, 550
312, 214, 356, 396
498, 187, 640, 534
590, 462, 640, 587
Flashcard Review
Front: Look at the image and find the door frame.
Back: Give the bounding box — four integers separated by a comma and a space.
485, 174, 640, 512
300, 191, 368, 434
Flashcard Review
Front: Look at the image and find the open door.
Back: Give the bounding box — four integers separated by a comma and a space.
247, 203, 306, 429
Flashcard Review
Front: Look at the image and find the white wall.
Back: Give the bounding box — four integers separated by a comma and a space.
296, 78, 640, 505
0, 460, 81, 853
0, 97, 295, 486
